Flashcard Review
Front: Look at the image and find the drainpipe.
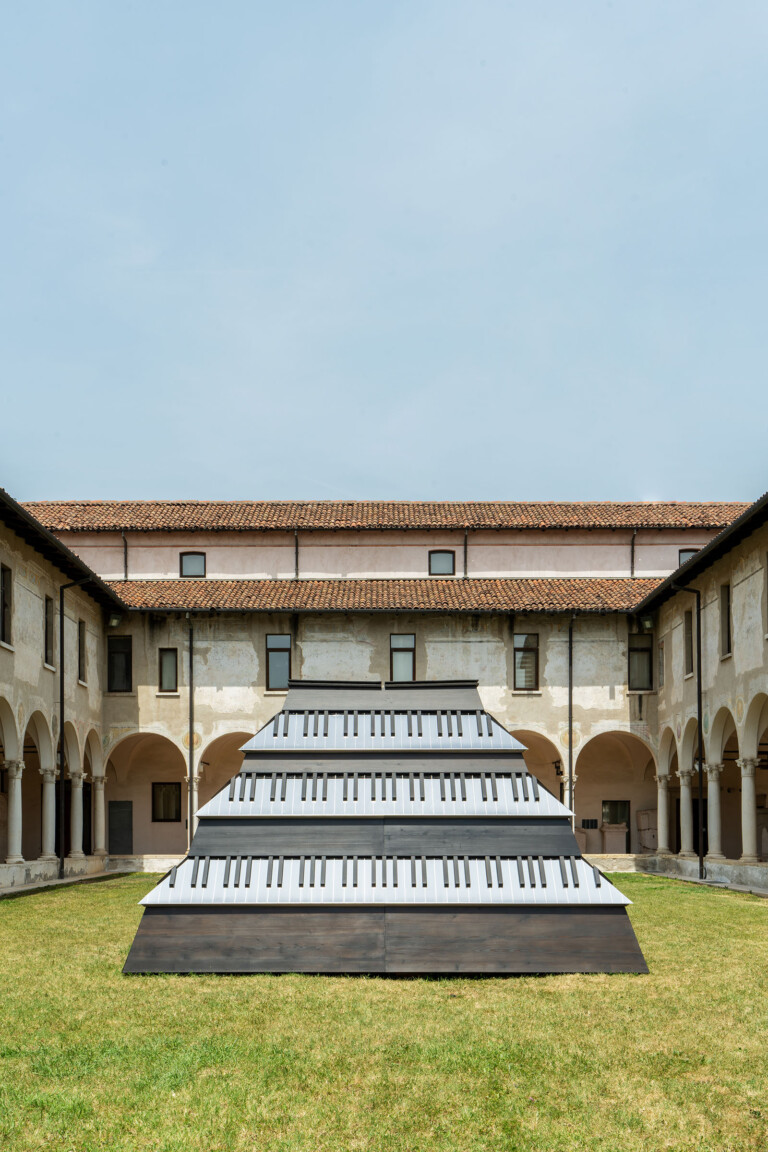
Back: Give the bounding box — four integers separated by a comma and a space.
294, 529, 299, 580
630, 528, 638, 577
121, 531, 128, 580
58, 576, 92, 878
187, 615, 194, 852
463, 529, 469, 578
568, 613, 577, 830
671, 583, 705, 880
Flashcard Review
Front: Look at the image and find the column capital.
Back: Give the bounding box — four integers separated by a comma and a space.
39, 766, 59, 783
92, 775, 106, 791
737, 758, 759, 777
677, 768, 694, 784
3, 759, 25, 779
706, 762, 725, 780
69, 769, 86, 785
655, 774, 671, 791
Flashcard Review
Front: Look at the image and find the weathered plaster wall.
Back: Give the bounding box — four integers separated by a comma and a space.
55, 527, 717, 581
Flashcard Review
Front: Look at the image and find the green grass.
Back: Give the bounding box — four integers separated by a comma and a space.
0, 874, 766, 1152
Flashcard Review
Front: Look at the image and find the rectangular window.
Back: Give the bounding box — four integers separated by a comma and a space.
152, 782, 181, 822
428, 550, 455, 576
684, 609, 693, 676
658, 640, 665, 688
266, 634, 291, 691
180, 552, 206, 578
390, 634, 416, 681
0, 564, 11, 645
720, 583, 732, 656
108, 636, 132, 692
44, 596, 54, 665
628, 634, 653, 690
159, 647, 178, 692
513, 634, 539, 690
77, 620, 86, 682
679, 548, 699, 567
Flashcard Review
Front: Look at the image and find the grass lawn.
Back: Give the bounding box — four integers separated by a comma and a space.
0, 873, 766, 1152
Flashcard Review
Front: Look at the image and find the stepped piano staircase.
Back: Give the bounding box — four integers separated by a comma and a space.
124, 680, 648, 974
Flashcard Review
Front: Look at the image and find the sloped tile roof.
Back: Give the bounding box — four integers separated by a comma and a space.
108, 576, 662, 614
24, 500, 747, 533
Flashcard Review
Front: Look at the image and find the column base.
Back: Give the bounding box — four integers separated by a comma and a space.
38, 853, 57, 862
66, 852, 86, 861
739, 854, 759, 864
4, 855, 24, 865
678, 851, 697, 859
93, 849, 108, 859
705, 852, 725, 862
656, 847, 673, 855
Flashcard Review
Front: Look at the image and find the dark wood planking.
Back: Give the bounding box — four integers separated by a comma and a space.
189, 817, 579, 858
124, 907, 385, 974
124, 906, 647, 975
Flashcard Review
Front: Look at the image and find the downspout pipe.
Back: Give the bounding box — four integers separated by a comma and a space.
568, 612, 577, 830
463, 529, 469, 578
121, 531, 128, 580
187, 615, 194, 852
294, 530, 299, 580
58, 576, 92, 878
630, 528, 638, 577
671, 584, 705, 880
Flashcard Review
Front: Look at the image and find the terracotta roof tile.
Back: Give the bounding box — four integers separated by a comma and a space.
109, 577, 662, 614
24, 500, 747, 533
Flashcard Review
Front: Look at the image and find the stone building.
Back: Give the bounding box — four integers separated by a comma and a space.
2, 487, 765, 892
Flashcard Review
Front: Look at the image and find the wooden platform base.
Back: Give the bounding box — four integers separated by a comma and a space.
124, 905, 648, 975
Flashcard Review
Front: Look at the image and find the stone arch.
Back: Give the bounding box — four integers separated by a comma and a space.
20, 711, 54, 861
104, 732, 188, 858
508, 729, 562, 800
84, 729, 104, 779
0, 695, 19, 761
658, 727, 678, 777
743, 692, 768, 761
574, 730, 658, 854
681, 716, 701, 772
198, 730, 257, 811
61, 721, 82, 777
708, 706, 738, 766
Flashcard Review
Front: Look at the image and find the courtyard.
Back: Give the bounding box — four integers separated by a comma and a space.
0, 873, 766, 1152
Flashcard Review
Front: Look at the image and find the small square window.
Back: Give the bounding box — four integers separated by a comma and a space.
390, 634, 415, 681
159, 648, 178, 692
513, 634, 539, 690
180, 552, 206, 578
679, 549, 699, 567
266, 634, 291, 691
152, 782, 181, 822
428, 551, 455, 576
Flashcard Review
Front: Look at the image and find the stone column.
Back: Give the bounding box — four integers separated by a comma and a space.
556, 769, 578, 824
705, 763, 725, 860
655, 774, 671, 853
68, 770, 85, 860
92, 776, 106, 857
4, 760, 24, 864
39, 766, 58, 860
191, 772, 201, 837
738, 758, 759, 863
677, 767, 695, 857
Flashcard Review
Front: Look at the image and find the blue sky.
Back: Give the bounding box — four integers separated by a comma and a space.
2, 1, 767, 501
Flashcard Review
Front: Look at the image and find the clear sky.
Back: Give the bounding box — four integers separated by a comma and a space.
2, 2, 766, 501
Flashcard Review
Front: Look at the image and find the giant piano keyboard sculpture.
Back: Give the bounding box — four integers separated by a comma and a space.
124, 680, 648, 974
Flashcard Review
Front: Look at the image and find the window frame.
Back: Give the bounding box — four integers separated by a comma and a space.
44, 596, 54, 666
158, 647, 179, 693
390, 633, 416, 682
77, 619, 87, 683
151, 781, 182, 822
627, 633, 653, 691
720, 583, 732, 656
266, 634, 291, 691
678, 548, 699, 567
179, 551, 206, 578
428, 550, 456, 576
683, 609, 694, 676
107, 635, 133, 693
0, 564, 12, 646
513, 633, 539, 691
